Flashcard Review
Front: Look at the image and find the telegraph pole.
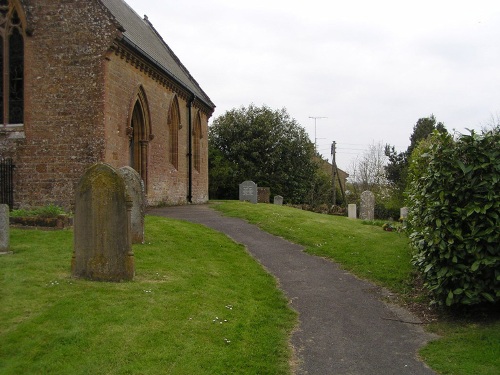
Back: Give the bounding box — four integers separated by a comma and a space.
331, 141, 337, 205
308, 116, 327, 152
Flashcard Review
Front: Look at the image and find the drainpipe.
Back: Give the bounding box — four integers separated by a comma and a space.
187, 94, 196, 203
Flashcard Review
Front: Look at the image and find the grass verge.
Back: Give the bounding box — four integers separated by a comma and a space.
212, 200, 500, 375
0, 215, 296, 374
213, 201, 413, 294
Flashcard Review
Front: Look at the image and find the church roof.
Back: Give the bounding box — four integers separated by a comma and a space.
101, 0, 215, 111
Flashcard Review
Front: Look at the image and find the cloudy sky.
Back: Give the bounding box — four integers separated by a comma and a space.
126, 0, 500, 170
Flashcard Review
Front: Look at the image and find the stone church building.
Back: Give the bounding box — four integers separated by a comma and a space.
0, 0, 215, 209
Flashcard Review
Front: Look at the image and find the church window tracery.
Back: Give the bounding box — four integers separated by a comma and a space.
0, 0, 24, 126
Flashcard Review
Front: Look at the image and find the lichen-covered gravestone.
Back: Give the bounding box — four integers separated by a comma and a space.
72, 163, 134, 281
274, 195, 283, 205
118, 166, 145, 244
258, 187, 271, 203
0, 204, 9, 253
359, 191, 375, 220
239, 180, 257, 204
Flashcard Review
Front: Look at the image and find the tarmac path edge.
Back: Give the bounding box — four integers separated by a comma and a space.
149, 204, 437, 375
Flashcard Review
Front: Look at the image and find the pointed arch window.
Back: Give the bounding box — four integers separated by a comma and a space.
0, 0, 24, 126
193, 113, 202, 173
167, 97, 180, 170
129, 87, 151, 190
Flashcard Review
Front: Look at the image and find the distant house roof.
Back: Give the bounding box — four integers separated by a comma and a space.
101, 0, 215, 111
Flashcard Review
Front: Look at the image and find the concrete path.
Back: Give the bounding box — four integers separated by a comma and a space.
149, 205, 437, 375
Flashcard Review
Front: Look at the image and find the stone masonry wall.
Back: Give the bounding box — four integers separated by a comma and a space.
0, 0, 210, 209
104, 52, 209, 205
0, 0, 121, 209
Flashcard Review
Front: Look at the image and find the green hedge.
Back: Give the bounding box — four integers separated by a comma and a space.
407, 128, 500, 306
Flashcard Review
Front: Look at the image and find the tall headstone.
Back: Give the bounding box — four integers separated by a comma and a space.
239, 180, 257, 204
0, 204, 9, 253
400, 207, 408, 220
359, 191, 375, 220
118, 166, 145, 244
274, 195, 283, 205
72, 163, 134, 281
348, 204, 357, 219
258, 187, 271, 203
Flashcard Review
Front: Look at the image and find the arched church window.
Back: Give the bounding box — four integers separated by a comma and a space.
0, 0, 24, 126
193, 113, 202, 172
129, 87, 150, 190
167, 97, 180, 170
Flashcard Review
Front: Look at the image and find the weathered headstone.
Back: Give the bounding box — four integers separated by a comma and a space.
72, 163, 134, 281
0, 204, 10, 253
348, 204, 357, 219
400, 207, 408, 220
274, 195, 283, 205
118, 166, 145, 244
239, 180, 257, 204
258, 187, 271, 203
359, 191, 375, 220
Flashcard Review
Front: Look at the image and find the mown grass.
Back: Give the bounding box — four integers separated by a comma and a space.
213, 201, 500, 375
213, 201, 413, 294
420, 320, 500, 375
0, 215, 296, 374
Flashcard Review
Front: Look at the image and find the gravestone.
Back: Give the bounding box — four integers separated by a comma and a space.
72, 163, 134, 281
0, 204, 9, 253
118, 166, 145, 244
258, 187, 271, 203
274, 195, 283, 205
359, 191, 375, 220
348, 204, 357, 219
400, 207, 408, 220
239, 180, 257, 204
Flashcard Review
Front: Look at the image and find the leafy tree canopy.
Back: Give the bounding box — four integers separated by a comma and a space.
384, 115, 447, 204
209, 104, 318, 203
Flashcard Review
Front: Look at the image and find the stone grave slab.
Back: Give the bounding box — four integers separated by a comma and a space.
0, 204, 9, 253
359, 191, 375, 220
118, 166, 145, 244
72, 163, 134, 281
239, 180, 257, 204
348, 204, 357, 219
258, 187, 271, 203
274, 195, 283, 205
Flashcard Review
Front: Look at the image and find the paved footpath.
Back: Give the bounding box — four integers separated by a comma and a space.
149, 205, 437, 375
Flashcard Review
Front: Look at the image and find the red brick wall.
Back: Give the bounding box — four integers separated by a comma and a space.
104, 52, 209, 205
0, 0, 210, 209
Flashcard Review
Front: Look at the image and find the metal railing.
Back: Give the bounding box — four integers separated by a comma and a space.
0, 158, 14, 209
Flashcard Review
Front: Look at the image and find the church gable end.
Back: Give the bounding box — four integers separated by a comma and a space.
0, 0, 214, 209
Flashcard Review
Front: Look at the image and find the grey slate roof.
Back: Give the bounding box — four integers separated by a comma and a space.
101, 0, 215, 111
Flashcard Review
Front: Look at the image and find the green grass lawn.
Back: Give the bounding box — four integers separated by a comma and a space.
213, 200, 413, 294
0, 215, 296, 374
2, 201, 498, 375
213, 201, 500, 375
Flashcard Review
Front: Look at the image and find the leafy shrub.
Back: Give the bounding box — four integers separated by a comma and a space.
407, 128, 500, 306
11, 204, 67, 218
374, 203, 400, 220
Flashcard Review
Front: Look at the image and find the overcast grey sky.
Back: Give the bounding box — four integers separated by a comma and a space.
126, 0, 500, 170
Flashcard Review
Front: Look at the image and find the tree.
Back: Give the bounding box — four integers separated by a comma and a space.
348, 142, 388, 194
209, 104, 319, 203
407, 115, 446, 155
385, 115, 447, 205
